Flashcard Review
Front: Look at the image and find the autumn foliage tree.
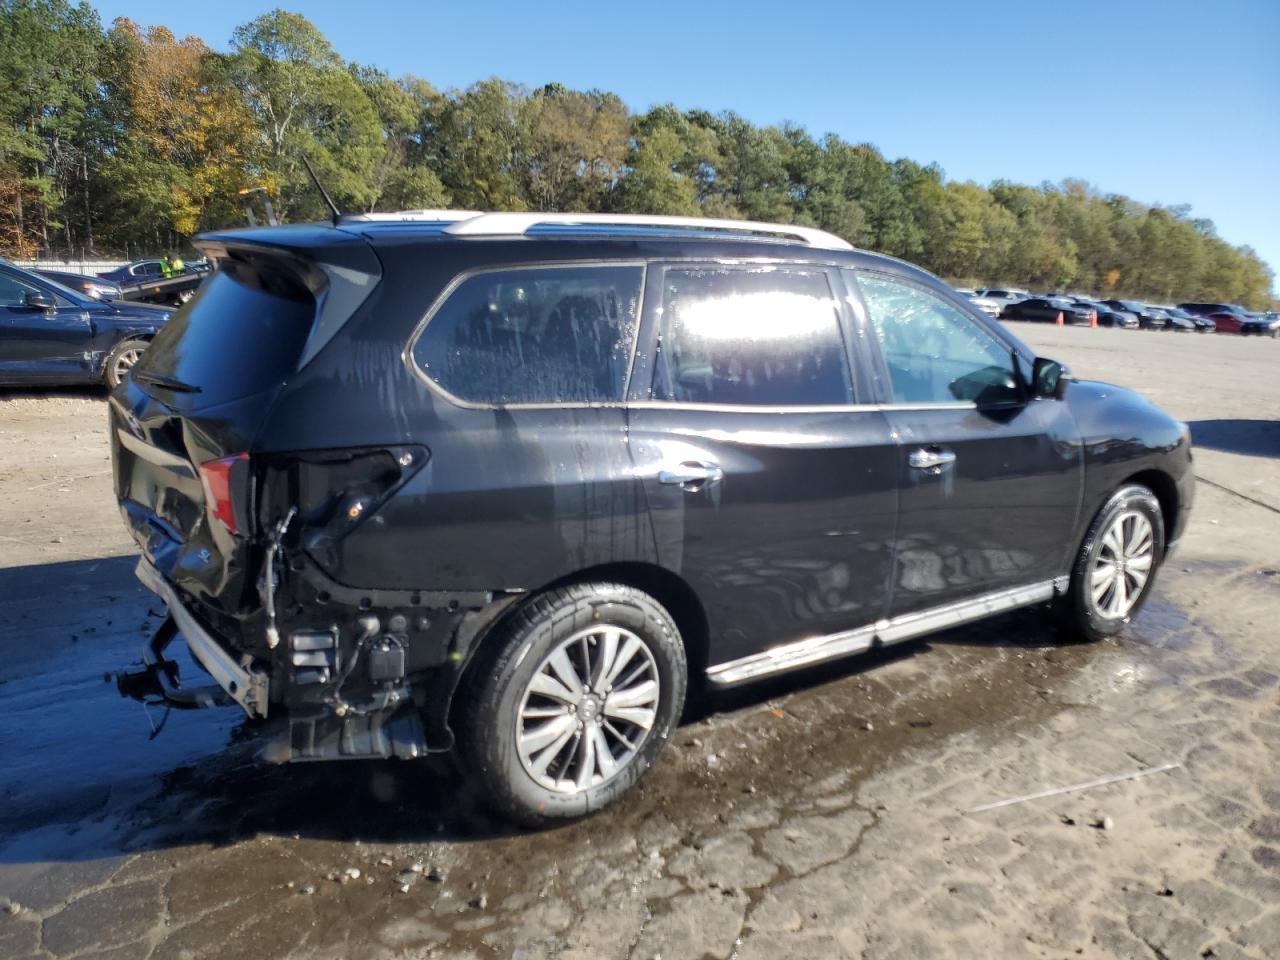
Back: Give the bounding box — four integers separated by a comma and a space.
0, 4, 1272, 307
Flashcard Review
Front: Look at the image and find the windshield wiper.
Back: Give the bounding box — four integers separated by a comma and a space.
133, 370, 202, 393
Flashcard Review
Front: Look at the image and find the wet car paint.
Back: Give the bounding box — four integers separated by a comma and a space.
106, 224, 1194, 769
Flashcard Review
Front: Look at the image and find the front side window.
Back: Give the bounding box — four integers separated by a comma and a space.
853, 271, 1020, 406
651, 266, 852, 406
0, 271, 43, 308
412, 265, 643, 405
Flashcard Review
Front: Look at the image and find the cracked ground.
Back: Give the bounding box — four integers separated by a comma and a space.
1, 326, 1278, 959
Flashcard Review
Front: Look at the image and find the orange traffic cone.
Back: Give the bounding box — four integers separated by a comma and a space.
1090, 311, 1097, 327
1055, 311, 1064, 326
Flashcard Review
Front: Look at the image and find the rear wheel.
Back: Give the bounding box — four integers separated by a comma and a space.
104, 338, 149, 389
1060, 484, 1164, 642
457, 583, 687, 826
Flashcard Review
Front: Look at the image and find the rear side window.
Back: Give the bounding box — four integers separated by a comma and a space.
412, 265, 643, 405
136, 261, 315, 405
651, 266, 852, 406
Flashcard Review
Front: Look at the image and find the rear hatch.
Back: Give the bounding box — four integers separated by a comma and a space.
109, 228, 382, 641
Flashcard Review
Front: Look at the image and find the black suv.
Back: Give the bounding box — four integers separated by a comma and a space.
111, 213, 1193, 824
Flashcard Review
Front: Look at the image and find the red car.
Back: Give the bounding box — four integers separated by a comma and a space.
1177, 302, 1251, 334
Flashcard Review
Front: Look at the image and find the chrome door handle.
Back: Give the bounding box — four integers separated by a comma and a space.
908, 447, 957, 471
658, 461, 724, 488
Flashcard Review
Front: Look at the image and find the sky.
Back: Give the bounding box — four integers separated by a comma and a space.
93, 0, 1280, 289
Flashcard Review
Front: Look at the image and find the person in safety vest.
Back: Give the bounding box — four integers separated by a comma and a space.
160, 253, 185, 278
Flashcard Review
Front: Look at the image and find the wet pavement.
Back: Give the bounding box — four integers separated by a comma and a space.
2, 330, 1280, 958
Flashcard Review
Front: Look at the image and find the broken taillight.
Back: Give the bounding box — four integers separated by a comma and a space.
199, 452, 250, 535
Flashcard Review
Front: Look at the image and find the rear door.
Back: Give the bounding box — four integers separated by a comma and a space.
0, 267, 92, 380
627, 263, 899, 674
847, 270, 1083, 617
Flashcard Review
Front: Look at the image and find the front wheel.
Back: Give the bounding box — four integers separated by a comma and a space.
103, 338, 150, 389
457, 583, 687, 826
1060, 484, 1165, 642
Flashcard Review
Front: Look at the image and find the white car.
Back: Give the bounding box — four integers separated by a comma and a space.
976, 288, 1032, 316
956, 288, 1003, 318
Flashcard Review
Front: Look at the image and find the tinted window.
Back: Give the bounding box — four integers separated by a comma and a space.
651, 266, 851, 406
136, 261, 314, 406
0, 270, 42, 307
413, 265, 642, 405
855, 272, 1020, 406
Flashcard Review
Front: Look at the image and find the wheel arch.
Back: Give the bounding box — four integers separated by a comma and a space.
453, 561, 709, 702
539, 562, 709, 687
98, 332, 155, 376
1120, 468, 1178, 542
436, 561, 707, 757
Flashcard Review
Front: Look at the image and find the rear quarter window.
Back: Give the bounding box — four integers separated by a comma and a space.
411, 264, 644, 405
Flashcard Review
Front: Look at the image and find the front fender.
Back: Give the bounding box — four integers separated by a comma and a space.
1065, 379, 1193, 543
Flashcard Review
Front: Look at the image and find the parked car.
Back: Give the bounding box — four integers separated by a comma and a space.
0, 260, 173, 388
94, 258, 205, 306
32, 268, 122, 301
1156, 306, 1215, 333
956, 288, 1002, 318
1003, 296, 1096, 325
1240, 312, 1280, 338
1178, 302, 1252, 334
111, 212, 1193, 825
97, 258, 167, 284
976, 288, 1031, 313
1144, 307, 1195, 332
1100, 300, 1163, 330
1089, 302, 1140, 329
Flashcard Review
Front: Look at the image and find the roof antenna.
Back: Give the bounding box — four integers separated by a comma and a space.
300, 154, 341, 226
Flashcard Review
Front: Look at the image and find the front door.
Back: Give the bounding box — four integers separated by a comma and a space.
628, 263, 900, 676
848, 270, 1084, 618
0, 269, 92, 381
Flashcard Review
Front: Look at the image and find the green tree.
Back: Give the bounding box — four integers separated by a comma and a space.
0, 0, 106, 256
522, 83, 630, 211
354, 66, 448, 211
228, 9, 381, 219
434, 77, 529, 210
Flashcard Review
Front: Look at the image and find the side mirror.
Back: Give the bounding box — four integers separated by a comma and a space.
1032, 357, 1069, 400
24, 291, 55, 312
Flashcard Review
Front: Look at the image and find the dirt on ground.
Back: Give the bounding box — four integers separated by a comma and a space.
0, 327, 1278, 960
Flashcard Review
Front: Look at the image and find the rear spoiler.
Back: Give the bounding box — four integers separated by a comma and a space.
195, 226, 383, 369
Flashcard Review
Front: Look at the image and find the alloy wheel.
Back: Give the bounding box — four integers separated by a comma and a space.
113, 348, 143, 385
1089, 510, 1155, 619
515, 625, 660, 793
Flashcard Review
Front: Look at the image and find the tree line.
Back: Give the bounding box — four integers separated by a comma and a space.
1, 1, 1273, 307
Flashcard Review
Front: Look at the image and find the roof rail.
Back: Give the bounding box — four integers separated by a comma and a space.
343, 209, 483, 223
438, 212, 854, 251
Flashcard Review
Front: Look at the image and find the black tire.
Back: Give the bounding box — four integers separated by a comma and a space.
1060, 484, 1165, 642
103, 338, 150, 389
456, 582, 687, 827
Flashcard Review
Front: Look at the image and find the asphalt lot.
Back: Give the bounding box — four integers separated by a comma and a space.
1, 325, 1278, 959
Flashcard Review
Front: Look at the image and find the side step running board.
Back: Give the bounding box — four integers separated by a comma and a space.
706, 579, 1064, 688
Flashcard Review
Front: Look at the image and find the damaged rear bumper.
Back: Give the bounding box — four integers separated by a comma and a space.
121, 557, 271, 718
